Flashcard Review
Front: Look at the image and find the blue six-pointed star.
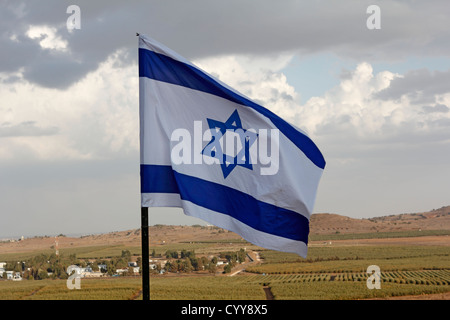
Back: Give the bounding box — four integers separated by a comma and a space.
201, 110, 258, 179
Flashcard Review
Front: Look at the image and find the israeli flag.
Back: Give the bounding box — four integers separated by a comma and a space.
139, 34, 325, 257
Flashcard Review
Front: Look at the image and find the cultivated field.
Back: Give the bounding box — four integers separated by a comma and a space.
149, 238, 450, 300
0, 277, 142, 300
0, 206, 449, 300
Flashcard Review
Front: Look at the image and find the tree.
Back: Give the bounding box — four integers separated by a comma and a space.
208, 263, 217, 274
136, 257, 142, 269
238, 249, 246, 263
22, 270, 33, 280
37, 269, 49, 280
165, 260, 179, 273
114, 257, 128, 269
68, 254, 77, 265
189, 257, 198, 271
165, 250, 178, 259
180, 250, 195, 259
184, 259, 193, 273
13, 262, 22, 272
55, 264, 68, 279
48, 253, 58, 265
107, 262, 115, 276
121, 250, 131, 261
126, 267, 135, 276
223, 264, 232, 274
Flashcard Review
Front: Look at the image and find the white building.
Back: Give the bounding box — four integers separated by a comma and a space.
97, 264, 107, 272
84, 271, 104, 278
13, 272, 22, 281
67, 266, 95, 278
150, 259, 167, 268
131, 267, 140, 274
115, 268, 129, 274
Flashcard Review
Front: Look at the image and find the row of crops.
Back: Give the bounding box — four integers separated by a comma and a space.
4, 270, 446, 300
0, 277, 143, 300
149, 270, 450, 299
238, 269, 450, 286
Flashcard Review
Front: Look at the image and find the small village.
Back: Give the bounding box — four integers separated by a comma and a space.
0, 247, 252, 282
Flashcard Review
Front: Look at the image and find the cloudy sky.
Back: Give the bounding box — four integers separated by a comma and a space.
1, 0, 449, 237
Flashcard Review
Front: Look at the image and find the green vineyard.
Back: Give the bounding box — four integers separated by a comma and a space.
149, 269, 450, 300
3, 270, 447, 300
240, 269, 450, 285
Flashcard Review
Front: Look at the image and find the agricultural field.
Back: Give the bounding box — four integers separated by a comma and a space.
149, 245, 450, 300
150, 276, 267, 300
0, 222, 449, 300
309, 229, 450, 241
0, 277, 142, 300
246, 245, 450, 274
149, 232, 450, 300
149, 270, 450, 300
1, 268, 448, 300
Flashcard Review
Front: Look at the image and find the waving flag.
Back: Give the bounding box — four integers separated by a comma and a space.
139, 34, 325, 257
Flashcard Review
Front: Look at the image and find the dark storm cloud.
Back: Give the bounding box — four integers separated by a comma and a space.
374, 69, 450, 103
421, 104, 449, 114
2, 0, 450, 89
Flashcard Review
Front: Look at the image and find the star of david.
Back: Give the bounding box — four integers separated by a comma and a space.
201, 110, 258, 178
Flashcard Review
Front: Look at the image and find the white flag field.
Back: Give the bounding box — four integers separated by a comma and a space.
139, 34, 325, 257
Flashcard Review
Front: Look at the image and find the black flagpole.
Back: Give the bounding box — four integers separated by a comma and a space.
137, 32, 150, 301
141, 206, 150, 300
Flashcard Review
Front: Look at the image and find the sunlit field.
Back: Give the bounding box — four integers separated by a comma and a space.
1, 231, 449, 300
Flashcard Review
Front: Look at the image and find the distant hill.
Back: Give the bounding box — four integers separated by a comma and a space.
1, 206, 448, 255
310, 205, 450, 235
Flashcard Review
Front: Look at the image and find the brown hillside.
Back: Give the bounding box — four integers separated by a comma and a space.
0, 206, 448, 254
309, 213, 377, 234
310, 206, 450, 235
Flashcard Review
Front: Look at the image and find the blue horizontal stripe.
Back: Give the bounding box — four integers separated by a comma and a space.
140, 164, 179, 194
140, 164, 309, 243
139, 48, 326, 170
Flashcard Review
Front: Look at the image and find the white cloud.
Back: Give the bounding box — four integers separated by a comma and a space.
193, 56, 450, 187
296, 63, 402, 137
0, 49, 138, 163
289, 62, 450, 148
192, 56, 450, 150
26, 25, 68, 51
194, 53, 300, 120
3, 46, 448, 176
189, 56, 450, 217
